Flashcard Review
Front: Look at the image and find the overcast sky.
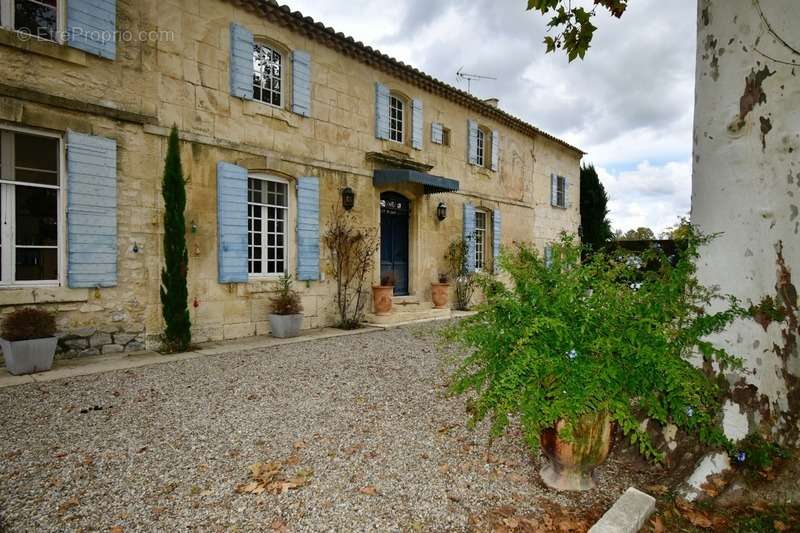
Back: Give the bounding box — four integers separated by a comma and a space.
288, 0, 696, 234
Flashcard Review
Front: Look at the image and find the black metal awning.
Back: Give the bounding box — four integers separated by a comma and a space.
373, 169, 459, 195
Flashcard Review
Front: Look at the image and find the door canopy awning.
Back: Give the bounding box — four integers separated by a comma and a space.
373, 169, 460, 195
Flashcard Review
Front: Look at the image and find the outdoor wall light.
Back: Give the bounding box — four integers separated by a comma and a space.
342, 187, 355, 211
437, 202, 447, 221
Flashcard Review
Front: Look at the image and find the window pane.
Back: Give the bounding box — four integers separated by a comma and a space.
16, 186, 58, 246
14, 132, 59, 186
15, 248, 58, 281
15, 0, 58, 42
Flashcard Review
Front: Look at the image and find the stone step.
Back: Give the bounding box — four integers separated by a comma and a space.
364, 307, 451, 326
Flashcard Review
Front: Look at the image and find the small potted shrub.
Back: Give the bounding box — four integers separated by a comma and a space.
431, 273, 450, 309
445, 229, 744, 491
268, 274, 304, 338
372, 271, 395, 316
0, 307, 58, 375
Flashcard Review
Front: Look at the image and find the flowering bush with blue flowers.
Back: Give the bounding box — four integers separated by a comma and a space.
445, 230, 745, 460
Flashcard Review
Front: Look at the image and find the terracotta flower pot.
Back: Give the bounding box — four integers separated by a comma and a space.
539, 410, 615, 491
431, 283, 450, 309
371, 285, 394, 316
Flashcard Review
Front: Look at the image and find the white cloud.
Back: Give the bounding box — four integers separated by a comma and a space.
597, 160, 692, 235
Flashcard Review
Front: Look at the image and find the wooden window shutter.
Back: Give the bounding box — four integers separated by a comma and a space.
375, 83, 391, 140
296, 177, 320, 281
66, 130, 118, 288
229, 23, 254, 99
67, 0, 117, 59
216, 162, 248, 283
463, 202, 476, 273
292, 50, 312, 117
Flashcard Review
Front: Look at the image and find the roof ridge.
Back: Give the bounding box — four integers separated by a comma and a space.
233, 0, 585, 155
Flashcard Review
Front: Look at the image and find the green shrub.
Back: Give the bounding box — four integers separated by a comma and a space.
1, 308, 57, 341
269, 274, 303, 316
445, 228, 745, 460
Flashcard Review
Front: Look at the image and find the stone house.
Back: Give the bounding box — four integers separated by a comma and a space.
0, 0, 582, 356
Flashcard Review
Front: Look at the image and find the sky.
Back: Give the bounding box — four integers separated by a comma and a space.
287, 0, 697, 235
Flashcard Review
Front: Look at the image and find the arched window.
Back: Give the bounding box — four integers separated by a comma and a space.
252, 43, 283, 107
389, 93, 406, 143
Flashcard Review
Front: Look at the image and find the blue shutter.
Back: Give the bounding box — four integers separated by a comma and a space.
67, 0, 116, 59
292, 50, 312, 117
296, 177, 320, 281
467, 120, 478, 165
375, 83, 390, 140
431, 122, 443, 145
66, 131, 117, 288
491, 130, 500, 172
217, 162, 248, 283
493, 208, 501, 274
544, 246, 553, 268
463, 202, 476, 273
551, 174, 558, 207
230, 23, 254, 99
412, 98, 423, 150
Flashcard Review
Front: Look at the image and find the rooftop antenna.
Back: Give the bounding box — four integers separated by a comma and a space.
456, 67, 497, 94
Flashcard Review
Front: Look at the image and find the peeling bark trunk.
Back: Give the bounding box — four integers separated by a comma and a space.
693, 0, 800, 444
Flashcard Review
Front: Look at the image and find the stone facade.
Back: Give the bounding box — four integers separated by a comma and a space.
0, 0, 582, 356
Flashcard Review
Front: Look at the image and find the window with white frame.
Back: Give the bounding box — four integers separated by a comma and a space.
0, 129, 61, 285
389, 94, 404, 143
475, 210, 488, 271
248, 175, 288, 276
252, 43, 283, 107
555, 175, 567, 208
475, 128, 485, 167
0, 0, 60, 42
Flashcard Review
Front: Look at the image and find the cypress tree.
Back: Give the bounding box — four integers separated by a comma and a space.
160, 126, 191, 352
579, 163, 613, 253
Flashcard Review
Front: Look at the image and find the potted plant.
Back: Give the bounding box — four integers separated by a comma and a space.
0, 307, 58, 375
431, 273, 450, 309
445, 230, 744, 491
372, 272, 395, 316
268, 274, 304, 338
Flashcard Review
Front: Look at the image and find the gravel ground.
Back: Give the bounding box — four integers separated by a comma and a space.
0, 322, 661, 532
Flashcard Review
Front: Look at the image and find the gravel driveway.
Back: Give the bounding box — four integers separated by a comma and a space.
0, 322, 657, 532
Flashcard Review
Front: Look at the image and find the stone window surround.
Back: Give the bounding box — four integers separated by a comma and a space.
0, 123, 67, 289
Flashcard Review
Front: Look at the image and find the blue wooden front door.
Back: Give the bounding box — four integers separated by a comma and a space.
380, 192, 410, 296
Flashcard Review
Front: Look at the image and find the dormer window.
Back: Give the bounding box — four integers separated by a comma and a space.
389, 94, 405, 143
1, 0, 60, 42
253, 43, 283, 107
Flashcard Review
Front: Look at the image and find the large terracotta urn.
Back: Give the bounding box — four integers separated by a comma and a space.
371, 285, 394, 316
539, 410, 615, 491
431, 283, 450, 309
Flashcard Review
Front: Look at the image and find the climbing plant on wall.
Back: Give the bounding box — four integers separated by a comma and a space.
160, 126, 192, 352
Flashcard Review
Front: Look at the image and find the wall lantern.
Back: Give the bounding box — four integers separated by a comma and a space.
341, 187, 355, 211
436, 202, 447, 221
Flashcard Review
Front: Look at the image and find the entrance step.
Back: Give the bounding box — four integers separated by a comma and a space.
391, 295, 428, 311
364, 307, 451, 327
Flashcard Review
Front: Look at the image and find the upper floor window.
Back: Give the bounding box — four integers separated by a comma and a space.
475, 128, 485, 167
253, 43, 283, 107
0, 128, 62, 285
1, 0, 60, 42
553, 175, 567, 208
389, 94, 405, 143
248, 175, 288, 277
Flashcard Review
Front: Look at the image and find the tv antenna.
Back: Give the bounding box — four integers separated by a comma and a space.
456, 67, 497, 94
